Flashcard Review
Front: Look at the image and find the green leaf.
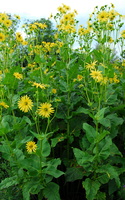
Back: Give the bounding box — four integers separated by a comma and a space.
0, 141, 11, 160
95, 107, 108, 121
43, 158, 64, 178
108, 179, 118, 195
81, 135, 90, 150
13, 149, 25, 162
97, 130, 110, 143
76, 107, 94, 119
69, 63, 79, 79
105, 91, 117, 105
110, 143, 122, 157
0, 176, 18, 190
22, 116, 31, 125
43, 165, 64, 178
59, 80, 67, 92
23, 179, 44, 200
73, 148, 95, 167
96, 164, 120, 187
42, 137, 51, 157
93, 136, 112, 160
12, 94, 20, 109
43, 182, 61, 200
97, 173, 109, 184
51, 134, 67, 147
19, 157, 40, 176
18, 168, 24, 178
83, 123, 96, 143
65, 167, 84, 182
98, 117, 111, 127
82, 178, 101, 200
96, 191, 106, 200
30, 130, 45, 140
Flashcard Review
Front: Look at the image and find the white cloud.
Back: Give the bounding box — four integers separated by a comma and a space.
1, 0, 125, 20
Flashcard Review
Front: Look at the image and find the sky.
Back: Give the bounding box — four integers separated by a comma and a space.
1, 0, 125, 51
1, 0, 125, 20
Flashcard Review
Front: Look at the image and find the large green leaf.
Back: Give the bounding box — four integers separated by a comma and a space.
51, 134, 67, 147
73, 148, 95, 167
96, 164, 120, 187
43, 182, 61, 200
0, 176, 18, 190
42, 158, 64, 178
23, 179, 44, 200
65, 167, 84, 182
93, 136, 112, 160
97, 173, 109, 184
76, 107, 94, 119
42, 137, 51, 157
83, 123, 96, 143
108, 179, 118, 195
82, 178, 101, 200
97, 130, 110, 143
95, 107, 108, 121
19, 157, 40, 176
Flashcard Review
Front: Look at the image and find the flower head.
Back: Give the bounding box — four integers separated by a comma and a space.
18, 95, 33, 113
13, 72, 23, 80
52, 89, 57, 94
16, 32, 23, 42
77, 75, 83, 81
0, 33, 5, 42
26, 141, 37, 153
4, 19, 12, 27
37, 102, 54, 118
0, 101, 9, 109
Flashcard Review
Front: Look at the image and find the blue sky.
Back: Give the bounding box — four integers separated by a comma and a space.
1, 0, 125, 52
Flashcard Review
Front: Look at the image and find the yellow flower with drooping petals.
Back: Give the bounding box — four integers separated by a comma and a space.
13, 72, 23, 80
0, 101, 9, 109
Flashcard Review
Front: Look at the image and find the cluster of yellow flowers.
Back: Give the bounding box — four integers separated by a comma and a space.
51, 3, 77, 34
18, 95, 54, 119
85, 61, 120, 84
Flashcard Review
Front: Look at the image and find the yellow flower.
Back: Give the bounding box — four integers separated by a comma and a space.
26, 141, 37, 153
57, 6, 64, 13
0, 101, 9, 109
14, 15, 20, 20
18, 95, 33, 113
90, 70, 103, 82
49, 13, 53, 19
37, 102, 54, 118
74, 9, 78, 15
22, 41, 28, 45
77, 75, 83, 81
111, 3, 115, 8
52, 89, 57, 94
32, 82, 46, 89
64, 5, 71, 11
64, 14, 70, 22
73, 78, 76, 82
97, 11, 108, 22
4, 19, 12, 27
44, 68, 48, 75
0, 32, 5, 42
51, 61, 56, 67
16, 32, 23, 42
13, 72, 23, 80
